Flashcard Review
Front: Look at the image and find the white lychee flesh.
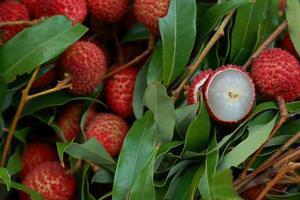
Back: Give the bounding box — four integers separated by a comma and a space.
205, 68, 255, 123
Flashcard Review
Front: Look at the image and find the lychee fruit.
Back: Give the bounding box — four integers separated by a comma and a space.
57, 102, 97, 141
20, 161, 76, 200
85, 113, 129, 157
22, 0, 87, 24
20, 141, 57, 178
60, 41, 107, 95
241, 185, 266, 200
203, 65, 256, 123
32, 66, 57, 89
0, 1, 30, 45
134, 0, 170, 34
187, 69, 212, 105
279, 32, 299, 58
86, 0, 129, 23
251, 48, 300, 102
104, 66, 138, 118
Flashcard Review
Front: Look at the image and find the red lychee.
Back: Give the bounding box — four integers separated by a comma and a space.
134, 0, 170, 34
86, 0, 129, 23
0, 1, 30, 45
104, 66, 138, 118
251, 48, 300, 102
279, 32, 299, 58
85, 113, 129, 157
32, 67, 57, 89
21, 141, 57, 178
21, 161, 76, 200
57, 102, 97, 141
60, 41, 107, 95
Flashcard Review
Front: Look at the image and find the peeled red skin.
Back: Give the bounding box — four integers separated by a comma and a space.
251, 48, 300, 102
20, 142, 57, 178
104, 67, 138, 118
21, 0, 87, 24
134, 0, 170, 34
86, 0, 129, 23
0, 1, 30, 44
85, 113, 129, 157
60, 41, 107, 95
20, 162, 76, 200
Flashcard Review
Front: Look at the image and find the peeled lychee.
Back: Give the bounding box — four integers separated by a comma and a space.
134, 0, 170, 34
0, 1, 30, 45
32, 67, 57, 89
279, 32, 299, 58
104, 67, 138, 118
86, 0, 129, 23
20, 141, 57, 177
251, 48, 300, 102
60, 41, 107, 95
21, 161, 76, 200
203, 65, 255, 123
85, 113, 129, 157
57, 102, 97, 141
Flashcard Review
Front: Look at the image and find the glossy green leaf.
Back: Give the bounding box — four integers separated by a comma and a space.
286, 0, 300, 55
113, 112, 156, 200
122, 24, 150, 43
218, 114, 277, 170
160, 0, 197, 86
175, 103, 198, 137
0, 168, 11, 190
129, 147, 158, 200
92, 169, 114, 184
56, 142, 72, 162
0, 16, 88, 83
147, 42, 163, 84
144, 82, 175, 143
268, 193, 300, 200
11, 181, 43, 200
7, 147, 22, 175
14, 128, 30, 144
0, 75, 7, 110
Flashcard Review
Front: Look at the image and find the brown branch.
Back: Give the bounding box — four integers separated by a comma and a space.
171, 11, 235, 102
242, 20, 288, 70
104, 34, 155, 79
0, 17, 45, 27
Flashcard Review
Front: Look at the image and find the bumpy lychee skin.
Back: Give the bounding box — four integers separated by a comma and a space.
21, 161, 76, 200
57, 102, 97, 141
32, 67, 57, 89
279, 32, 299, 58
0, 1, 30, 45
251, 48, 300, 102
86, 0, 129, 23
21, 142, 57, 178
187, 69, 212, 105
104, 67, 138, 118
204, 65, 256, 124
85, 113, 129, 157
60, 41, 107, 95
134, 0, 170, 34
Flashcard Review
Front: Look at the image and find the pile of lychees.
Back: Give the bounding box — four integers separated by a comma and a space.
0, 0, 300, 200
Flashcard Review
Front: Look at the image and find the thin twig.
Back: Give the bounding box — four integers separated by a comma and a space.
242, 20, 288, 70
0, 17, 45, 27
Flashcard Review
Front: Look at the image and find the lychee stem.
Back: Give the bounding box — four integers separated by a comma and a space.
242, 20, 288, 71
0, 17, 45, 27
171, 11, 234, 102
104, 34, 155, 78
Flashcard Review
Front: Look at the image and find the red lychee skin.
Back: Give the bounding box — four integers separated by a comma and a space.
251, 48, 300, 102
241, 185, 267, 200
124, 7, 138, 31
86, 0, 129, 23
85, 113, 129, 157
22, 0, 87, 24
0, 1, 30, 45
203, 65, 256, 124
57, 102, 97, 141
20, 161, 76, 200
187, 69, 212, 105
134, 0, 170, 34
104, 67, 138, 118
20, 142, 57, 178
32, 67, 57, 89
60, 41, 107, 95
279, 32, 299, 58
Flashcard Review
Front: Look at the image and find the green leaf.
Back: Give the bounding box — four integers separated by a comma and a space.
64, 138, 116, 172
0, 75, 7, 110
92, 169, 114, 184
218, 114, 277, 170
268, 193, 300, 200
211, 170, 242, 200
14, 128, 30, 144
133, 62, 149, 119
160, 0, 197, 86
56, 142, 72, 162
0, 16, 88, 83
129, 147, 158, 200
122, 24, 150, 43
144, 82, 175, 143
183, 97, 210, 152
175, 103, 198, 137
0, 168, 11, 190
286, 0, 300, 55
7, 147, 22, 175
147, 42, 163, 84
80, 163, 96, 200
112, 112, 157, 200
199, 132, 219, 200
11, 181, 43, 200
